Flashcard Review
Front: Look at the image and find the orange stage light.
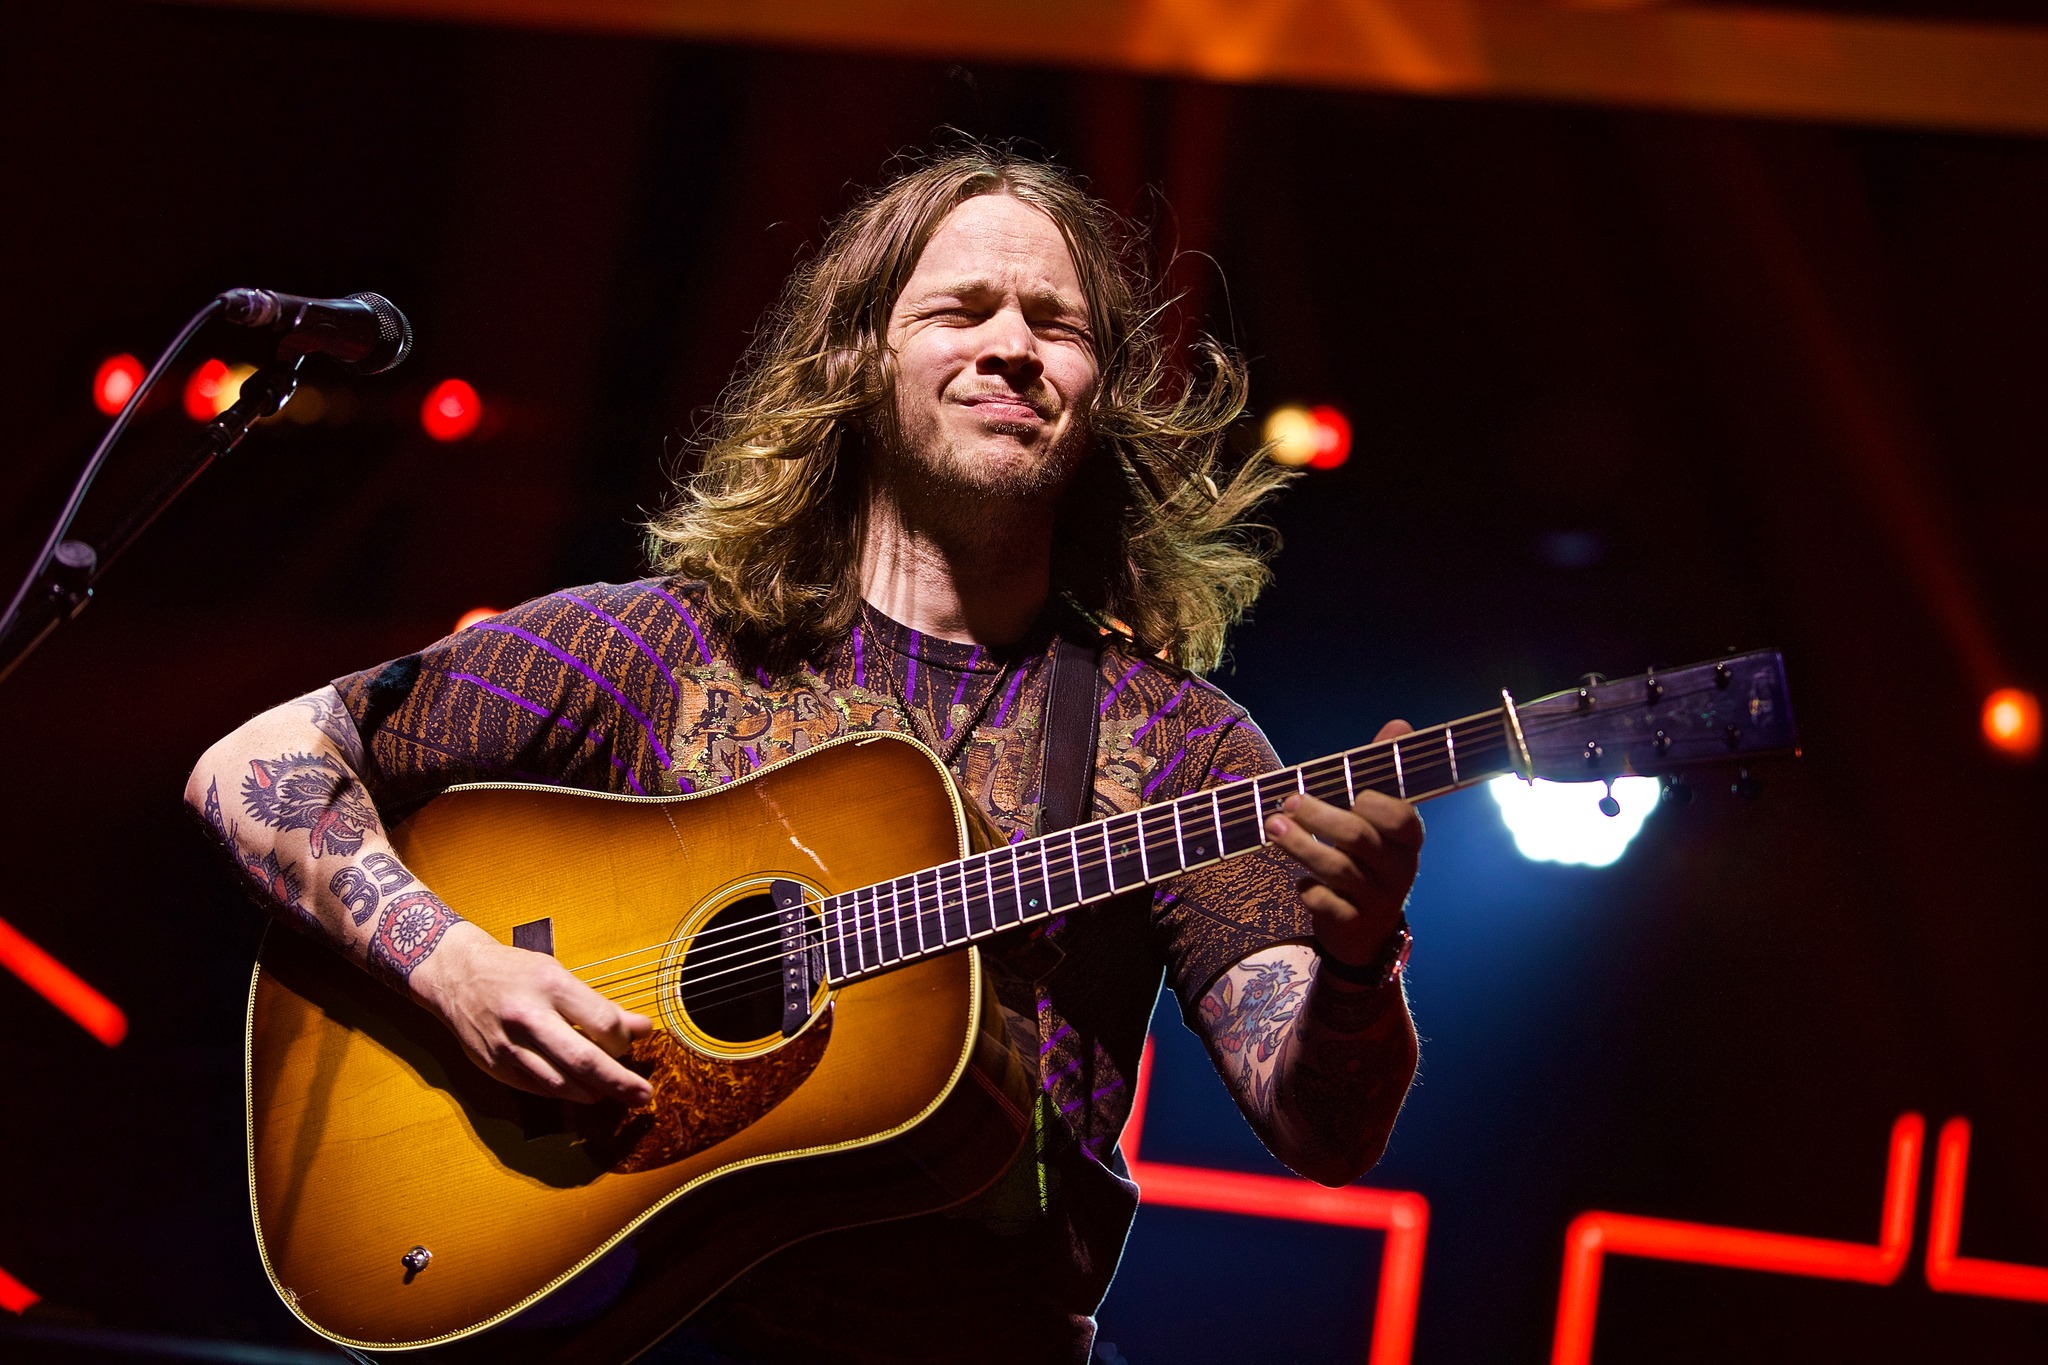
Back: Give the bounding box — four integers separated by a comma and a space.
92, 353, 144, 416
422, 378, 482, 442
1981, 687, 2041, 760
183, 358, 254, 422
454, 606, 501, 632
1263, 405, 1353, 471
0, 1263, 38, 1315
1126, 1041, 1427, 1365
1550, 1114, 1924, 1365
0, 914, 126, 1046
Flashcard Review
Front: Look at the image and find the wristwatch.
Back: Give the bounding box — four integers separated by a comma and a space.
1314, 914, 1412, 990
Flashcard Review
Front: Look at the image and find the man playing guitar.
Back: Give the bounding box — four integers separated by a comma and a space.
188, 147, 1422, 1363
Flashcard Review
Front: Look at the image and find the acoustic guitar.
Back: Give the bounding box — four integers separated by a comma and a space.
244, 650, 1797, 1359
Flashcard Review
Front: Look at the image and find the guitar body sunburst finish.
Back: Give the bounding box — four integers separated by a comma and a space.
245, 731, 1036, 1358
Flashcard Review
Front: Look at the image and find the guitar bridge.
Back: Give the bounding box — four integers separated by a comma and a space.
770, 879, 817, 1038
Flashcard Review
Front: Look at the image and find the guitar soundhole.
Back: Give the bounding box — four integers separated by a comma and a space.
675, 892, 791, 1046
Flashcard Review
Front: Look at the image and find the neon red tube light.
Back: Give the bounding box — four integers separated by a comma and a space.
1925, 1117, 2048, 1302
1550, 1113, 1924, 1365
0, 1263, 39, 1315
1125, 1040, 1428, 1365
0, 914, 127, 1046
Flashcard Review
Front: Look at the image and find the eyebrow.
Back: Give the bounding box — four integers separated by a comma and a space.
912, 277, 1090, 321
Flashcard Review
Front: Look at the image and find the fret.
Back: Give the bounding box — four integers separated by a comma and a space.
846, 887, 867, 973
1024, 841, 1055, 920
945, 860, 973, 944
1079, 825, 1114, 901
887, 879, 906, 962
825, 895, 849, 982
1251, 778, 1266, 842
1218, 782, 1263, 855
990, 845, 1022, 928
1064, 830, 1089, 903
1179, 792, 1218, 866
1396, 728, 1455, 797
1140, 805, 1182, 876
972, 853, 997, 936
1343, 753, 1355, 805
1209, 790, 1227, 860
913, 869, 941, 954
864, 885, 888, 966
1392, 740, 1406, 798
1105, 813, 1145, 891
1446, 728, 1459, 785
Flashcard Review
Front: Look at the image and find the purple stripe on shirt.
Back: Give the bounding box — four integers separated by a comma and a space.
1184, 715, 1233, 744
943, 647, 983, 740
905, 631, 919, 701
1100, 661, 1144, 714
560, 591, 678, 704
1129, 680, 1192, 746
1141, 747, 1187, 799
852, 623, 865, 688
449, 671, 646, 794
474, 622, 673, 771
645, 583, 712, 665
1039, 1021, 1075, 1057
993, 666, 1028, 728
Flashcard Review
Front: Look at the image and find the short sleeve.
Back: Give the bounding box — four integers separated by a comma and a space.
1152, 711, 1315, 1022
330, 582, 694, 818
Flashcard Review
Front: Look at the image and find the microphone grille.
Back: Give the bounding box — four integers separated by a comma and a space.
347, 292, 415, 373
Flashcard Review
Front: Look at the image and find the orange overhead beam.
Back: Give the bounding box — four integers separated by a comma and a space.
164, 0, 2048, 137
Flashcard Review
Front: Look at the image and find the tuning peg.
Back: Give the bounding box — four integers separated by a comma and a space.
1660, 774, 1693, 807
1730, 767, 1763, 800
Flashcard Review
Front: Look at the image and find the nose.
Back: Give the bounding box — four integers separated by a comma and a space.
974, 305, 1042, 383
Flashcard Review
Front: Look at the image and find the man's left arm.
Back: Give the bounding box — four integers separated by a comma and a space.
1195, 720, 1423, 1187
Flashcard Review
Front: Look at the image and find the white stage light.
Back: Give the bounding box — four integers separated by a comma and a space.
1487, 775, 1661, 867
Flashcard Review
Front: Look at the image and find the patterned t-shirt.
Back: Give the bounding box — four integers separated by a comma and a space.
333, 579, 1311, 1362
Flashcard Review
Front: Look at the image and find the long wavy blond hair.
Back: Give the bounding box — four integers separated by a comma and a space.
645, 145, 1291, 674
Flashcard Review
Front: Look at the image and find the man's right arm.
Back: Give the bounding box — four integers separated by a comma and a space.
186, 685, 651, 1106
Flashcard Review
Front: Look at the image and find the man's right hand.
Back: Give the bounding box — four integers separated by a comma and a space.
411, 921, 655, 1106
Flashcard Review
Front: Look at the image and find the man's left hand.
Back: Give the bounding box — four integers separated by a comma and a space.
1262, 719, 1423, 966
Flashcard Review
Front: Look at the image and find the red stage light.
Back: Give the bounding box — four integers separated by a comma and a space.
1550, 1114, 1924, 1365
454, 606, 501, 632
422, 379, 482, 442
1981, 687, 2040, 759
92, 353, 144, 416
1126, 1041, 1427, 1365
1925, 1117, 2048, 1301
0, 914, 127, 1046
0, 1263, 38, 1315
183, 358, 254, 422
1308, 404, 1352, 469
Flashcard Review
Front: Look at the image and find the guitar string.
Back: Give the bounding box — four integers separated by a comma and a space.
559, 714, 1510, 988
575, 728, 1521, 1015
569, 724, 1515, 1007
596, 739, 1496, 1016
563, 723, 1500, 995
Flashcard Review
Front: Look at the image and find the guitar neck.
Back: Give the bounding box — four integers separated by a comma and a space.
823, 706, 1517, 985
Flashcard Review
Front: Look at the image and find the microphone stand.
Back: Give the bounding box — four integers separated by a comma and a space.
0, 356, 304, 689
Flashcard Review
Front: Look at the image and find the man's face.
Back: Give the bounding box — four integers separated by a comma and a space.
883, 194, 1100, 504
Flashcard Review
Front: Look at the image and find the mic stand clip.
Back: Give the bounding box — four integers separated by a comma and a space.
0, 357, 304, 688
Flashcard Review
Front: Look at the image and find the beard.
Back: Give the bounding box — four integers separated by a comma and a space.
875, 390, 1092, 540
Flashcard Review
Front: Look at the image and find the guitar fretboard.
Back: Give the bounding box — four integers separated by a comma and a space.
820, 707, 1516, 985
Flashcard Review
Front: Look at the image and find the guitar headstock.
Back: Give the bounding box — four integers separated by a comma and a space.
1512, 649, 1798, 782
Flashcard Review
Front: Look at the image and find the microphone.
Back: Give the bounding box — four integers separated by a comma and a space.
218, 289, 413, 374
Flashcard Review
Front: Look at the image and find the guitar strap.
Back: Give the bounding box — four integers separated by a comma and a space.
1037, 626, 1104, 835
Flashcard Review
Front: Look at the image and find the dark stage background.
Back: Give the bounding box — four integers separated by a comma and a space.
3, 3, 2047, 1361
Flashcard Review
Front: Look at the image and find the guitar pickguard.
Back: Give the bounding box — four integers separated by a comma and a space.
575, 1008, 834, 1174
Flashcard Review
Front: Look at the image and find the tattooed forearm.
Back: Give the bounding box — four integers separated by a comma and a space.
1200, 946, 1417, 1185
241, 751, 379, 857
295, 687, 366, 771
368, 890, 463, 988
1196, 957, 1308, 1118
329, 866, 380, 926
